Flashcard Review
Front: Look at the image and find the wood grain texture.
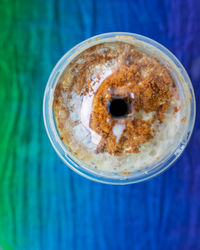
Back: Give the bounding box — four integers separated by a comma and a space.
0, 0, 200, 249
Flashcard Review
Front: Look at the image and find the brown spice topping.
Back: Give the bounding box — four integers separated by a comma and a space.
181, 117, 186, 124
90, 61, 173, 155
121, 171, 132, 175
54, 41, 177, 157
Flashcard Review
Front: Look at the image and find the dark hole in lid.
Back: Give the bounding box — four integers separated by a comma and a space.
108, 98, 129, 118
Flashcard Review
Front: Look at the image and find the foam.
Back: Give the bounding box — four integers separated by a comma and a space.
113, 123, 125, 142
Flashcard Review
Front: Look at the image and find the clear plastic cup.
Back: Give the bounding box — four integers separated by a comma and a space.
43, 32, 196, 184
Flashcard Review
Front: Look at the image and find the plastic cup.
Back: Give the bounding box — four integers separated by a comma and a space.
43, 32, 196, 184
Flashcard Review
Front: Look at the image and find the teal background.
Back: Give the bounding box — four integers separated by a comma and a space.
0, 0, 200, 249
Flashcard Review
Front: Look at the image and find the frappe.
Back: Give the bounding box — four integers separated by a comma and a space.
43, 33, 195, 183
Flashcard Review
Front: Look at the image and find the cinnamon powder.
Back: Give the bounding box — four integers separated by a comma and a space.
54, 41, 177, 156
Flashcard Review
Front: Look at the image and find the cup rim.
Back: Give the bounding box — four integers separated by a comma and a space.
43, 32, 196, 185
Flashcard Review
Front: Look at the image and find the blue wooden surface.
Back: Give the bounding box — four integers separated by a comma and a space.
0, 0, 200, 249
